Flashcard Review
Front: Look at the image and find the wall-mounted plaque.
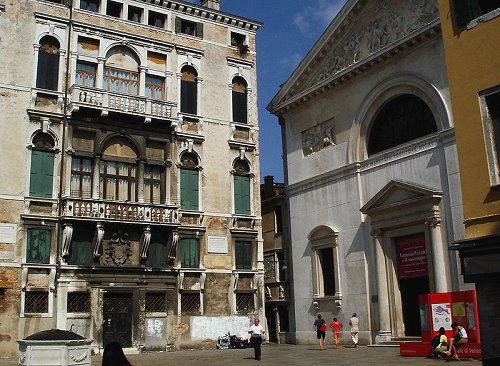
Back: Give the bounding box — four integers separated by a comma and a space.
207, 236, 228, 254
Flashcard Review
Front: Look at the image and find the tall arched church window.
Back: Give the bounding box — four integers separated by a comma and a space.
233, 160, 251, 215
232, 76, 248, 124
367, 94, 437, 156
30, 133, 55, 198
36, 36, 60, 91
180, 152, 199, 210
180, 66, 198, 115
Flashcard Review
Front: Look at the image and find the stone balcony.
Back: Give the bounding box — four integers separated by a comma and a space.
68, 85, 177, 123
61, 198, 180, 225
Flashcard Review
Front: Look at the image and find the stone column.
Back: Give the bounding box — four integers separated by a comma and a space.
92, 156, 101, 200
372, 229, 392, 343
139, 66, 147, 96
196, 76, 203, 115
426, 217, 449, 293
97, 57, 106, 89
137, 160, 145, 203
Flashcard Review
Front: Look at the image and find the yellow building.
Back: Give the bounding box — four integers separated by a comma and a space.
437, 2, 500, 365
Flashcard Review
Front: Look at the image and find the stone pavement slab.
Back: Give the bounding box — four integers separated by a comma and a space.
1, 344, 482, 366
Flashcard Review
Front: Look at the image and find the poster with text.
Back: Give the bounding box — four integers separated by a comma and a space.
432, 302, 452, 331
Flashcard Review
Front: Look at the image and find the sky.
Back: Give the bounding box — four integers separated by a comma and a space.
189, 0, 346, 183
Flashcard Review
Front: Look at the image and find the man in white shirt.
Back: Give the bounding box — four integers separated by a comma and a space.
349, 313, 360, 347
248, 318, 265, 360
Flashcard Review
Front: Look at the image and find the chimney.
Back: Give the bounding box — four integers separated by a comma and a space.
264, 175, 274, 199
200, 0, 221, 11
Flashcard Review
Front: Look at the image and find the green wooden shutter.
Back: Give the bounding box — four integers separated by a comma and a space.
235, 241, 252, 269
175, 17, 182, 33
454, 0, 481, 26
232, 91, 248, 124
30, 150, 54, 198
67, 240, 93, 266
180, 168, 199, 210
234, 175, 250, 215
181, 238, 199, 268
146, 242, 167, 268
27, 229, 51, 264
196, 22, 203, 39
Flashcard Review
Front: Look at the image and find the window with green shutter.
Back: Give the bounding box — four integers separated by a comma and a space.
180, 238, 199, 268
234, 175, 250, 215
30, 150, 54, 198
180, 168, 199, 210
146, 242, 167, 268
180, 66, 198, 115
67, 231, 93, 266
176, 17, 203, 38
232, 76, 248, 124
26, 228, 51, 264
235, 241, 252, 270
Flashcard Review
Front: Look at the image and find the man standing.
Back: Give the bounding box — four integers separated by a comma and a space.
248, 318, 265, 360
349, 313, 359, 347
313, 314, 327, 351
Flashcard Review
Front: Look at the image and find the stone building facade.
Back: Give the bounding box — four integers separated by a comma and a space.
268, 0, 472, 345
0, 0, 263, 356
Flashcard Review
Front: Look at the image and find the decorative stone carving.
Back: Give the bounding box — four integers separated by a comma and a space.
302, 119, 335, 156
101, 230, 132, 266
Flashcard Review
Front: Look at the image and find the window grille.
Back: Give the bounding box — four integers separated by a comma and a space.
236, 292, 254, 313
181, 292, 200, 315
25, 292, 48, 313
146, 293, 166, 312
67, 292, 90, 313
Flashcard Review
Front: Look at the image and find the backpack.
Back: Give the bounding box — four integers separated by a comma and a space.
431, 334, 441, 348
319, 322, 326, 332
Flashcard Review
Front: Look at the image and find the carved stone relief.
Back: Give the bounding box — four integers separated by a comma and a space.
313, 0, 439, 87
302, 119, 336, 157
100, 230, 132, 266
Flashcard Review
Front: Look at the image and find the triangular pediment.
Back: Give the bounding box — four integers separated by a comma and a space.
360, 180, 442, 214
267, 0, 439, 113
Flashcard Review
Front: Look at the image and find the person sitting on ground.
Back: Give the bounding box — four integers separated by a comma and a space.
444, 322, 468, 361
102, 341, 133, 366
431, 327, 448, 359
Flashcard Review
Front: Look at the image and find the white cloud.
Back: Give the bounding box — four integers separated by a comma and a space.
292, 0, 345, 35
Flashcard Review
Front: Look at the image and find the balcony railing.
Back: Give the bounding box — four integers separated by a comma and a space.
62, 198, 180, 225
69, 85, 177, 123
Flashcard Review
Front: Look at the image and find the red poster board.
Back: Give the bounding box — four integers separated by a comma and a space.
396, 234, 428, 279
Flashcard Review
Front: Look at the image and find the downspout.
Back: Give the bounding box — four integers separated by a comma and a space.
55, 0, 73, 325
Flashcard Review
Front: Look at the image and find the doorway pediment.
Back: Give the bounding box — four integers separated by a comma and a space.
360, 180, 442, 216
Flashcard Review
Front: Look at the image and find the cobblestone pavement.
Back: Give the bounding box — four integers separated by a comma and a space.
1, 344, 482, 366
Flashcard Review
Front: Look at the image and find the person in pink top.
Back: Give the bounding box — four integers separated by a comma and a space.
329, 317, 343, 348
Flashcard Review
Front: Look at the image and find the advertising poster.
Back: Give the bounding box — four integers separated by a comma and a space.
432, 302, 452, 331
396, 234, 428, 279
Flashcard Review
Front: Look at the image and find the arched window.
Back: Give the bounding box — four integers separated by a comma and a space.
367, 94, 437, 156
232, 76, 248, 124
36, 36, 60, 91
99, 138, 138, 201
103, 46, 140, 95
233, 160, 251, 215
180, 66, 198, 115
30, 133, 55, 198
180, 152, 199, 210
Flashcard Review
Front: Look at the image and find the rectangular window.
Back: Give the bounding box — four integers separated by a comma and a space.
145, 75, 165, 99
234, 175, 250, 215
453, 0, 500, 26
175, 17, 203, 38
144, 165, 163, 204
67, 292, 91, 313
232, 90, 248, 123
71, 157, 92, 198
181, 292, 200, 315
180, 168, 199, 210
235, 292, 254, 313
235, 241, 252, 270
148, 11, 166, 28
25, 291, 49, 313
106, 1, 122, 17
67, 230, 93, 266
318, 247, 335, 296
36, 51, 59, 91
128, 6, 142, 23
75, 62, 97, 87
80, 0, 99, 12
180, 238, 199, 268
145, 292, 166, 312
103, 67, 138, 95
481, 87, 500, 185
145, 242, 167, 268
230, 32, 246, 47
26, 228, 51, 264
180, 79, 197, 115
30, 150, 54, 198
99, 161, 137, 201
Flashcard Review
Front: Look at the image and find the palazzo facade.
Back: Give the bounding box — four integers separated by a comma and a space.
268, 0, 471, 344
0, 0, 263, 356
